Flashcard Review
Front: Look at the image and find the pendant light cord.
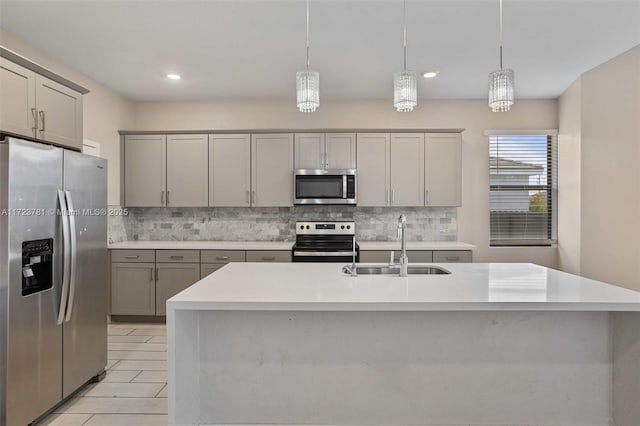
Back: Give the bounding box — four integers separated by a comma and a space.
403, 0, 407, 71
306, 0, 310, 70
498, 0, 503, 69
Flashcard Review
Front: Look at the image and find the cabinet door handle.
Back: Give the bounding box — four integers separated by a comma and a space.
425, 189, 430, 205
385, 190, 390, 206
150, 267, 155, 282
156, 267, 159, 280
31, 108, 38, 135
325, 152, 329, 169
161, 190, 165, 205
170, 255, 184, 260
251, 191, 257, 205
38, 110, 45, 134
391, 189, 395, 205
216, 256, 230, 261
262, 256, 276, 261
246, 190, 250, 204
125, 255, 139, 259
166, 190, 170, 206
446, 256, 460, 261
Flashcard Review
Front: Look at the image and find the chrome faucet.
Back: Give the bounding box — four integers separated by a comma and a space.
343, 234, 358, 277
396, 214, 409, 277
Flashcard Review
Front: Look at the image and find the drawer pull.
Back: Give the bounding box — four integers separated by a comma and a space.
170, 255, 184, 260
446, 256, 460, 261
124, 255, 139, 259
216, 256, 230, 261
262, 256, 276, 261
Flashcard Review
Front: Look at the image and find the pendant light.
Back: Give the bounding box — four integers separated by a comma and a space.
488, 0, 515, 112
393, 0, 417, 112
296, 0, 319, 113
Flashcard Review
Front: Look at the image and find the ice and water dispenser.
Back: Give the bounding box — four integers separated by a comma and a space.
21, 239, 53, 296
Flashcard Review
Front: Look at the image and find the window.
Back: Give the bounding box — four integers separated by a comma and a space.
487, 130, 558, 246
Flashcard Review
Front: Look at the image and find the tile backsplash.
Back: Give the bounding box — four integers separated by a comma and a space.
108, 206, 457, 243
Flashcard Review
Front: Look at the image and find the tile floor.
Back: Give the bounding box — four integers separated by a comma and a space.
37, 323, 168, 426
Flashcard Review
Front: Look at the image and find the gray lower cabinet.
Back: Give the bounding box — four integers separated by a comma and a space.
246, 250, 292, 262
201, 250, 246, 279
359, 250, 472, 263
111, 262, 156, 315
155, 263, 200, 316
432, 250, 472, 263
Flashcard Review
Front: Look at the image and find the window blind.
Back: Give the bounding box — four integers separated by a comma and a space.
488, 133, 558, 246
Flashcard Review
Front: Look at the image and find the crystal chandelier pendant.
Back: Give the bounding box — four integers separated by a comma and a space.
488, 68, 514, 112
296, 70, 320, 113
393, 71, 417, 112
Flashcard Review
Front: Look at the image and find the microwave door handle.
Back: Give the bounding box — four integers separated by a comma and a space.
343, 175, 347, 198
57, 190, 71, 325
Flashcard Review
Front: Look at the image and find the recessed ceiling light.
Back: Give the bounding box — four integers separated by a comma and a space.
422, 71, 439, 79
166, 73, 181, 80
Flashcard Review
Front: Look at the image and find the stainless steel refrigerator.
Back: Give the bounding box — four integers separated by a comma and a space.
0, 137, 108, 425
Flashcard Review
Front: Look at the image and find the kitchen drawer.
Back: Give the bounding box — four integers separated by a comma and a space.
156, 249, 200, 263
111, 249, 155, 263
246, 250, 292, 263
201, 263, 225, 279
359, 250, 433, 263
433, 250, 472, 263
201, 250, 246, 263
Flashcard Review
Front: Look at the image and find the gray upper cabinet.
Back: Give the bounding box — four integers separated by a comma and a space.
34, 74, 83, 150
209, 134, 251, 207
295, 133, 324, 169
124, 134, 208, 207
0, 58, 36, 138
425, 133, 462, 207
166, 134, 208, 207
356, 133, 390, 207
295, 133, 356, 170
124, 135, 167, 207
390, 133, 425, 207
0, 57, 83, 150
251, 133, 294, 207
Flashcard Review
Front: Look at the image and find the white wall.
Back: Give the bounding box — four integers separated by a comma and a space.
134, 99, 559, 267
580, 46, 640, 290
558, 79, 582, 274
0, 29, 135, 205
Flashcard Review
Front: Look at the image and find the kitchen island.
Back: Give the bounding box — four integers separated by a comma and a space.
167, 263, 640, 426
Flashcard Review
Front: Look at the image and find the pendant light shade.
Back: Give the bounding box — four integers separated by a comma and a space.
488, 68, 514, 112
297, 0, 319, 113
296, 70, 320, 113
488, 0, 514, 112
393, 71, 417, 112
393, 0, 416, 112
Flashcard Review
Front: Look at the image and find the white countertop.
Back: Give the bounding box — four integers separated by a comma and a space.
108, 240, 474, 251
358, 241, 475, 250
108, 240, 294, 250
167, 262, 640, 312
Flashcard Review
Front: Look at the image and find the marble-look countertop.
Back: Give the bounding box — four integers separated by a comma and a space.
108, 240, 475, 251
167, 262, 640, 312
108, 240, 294, 251
358, 241, 475, 250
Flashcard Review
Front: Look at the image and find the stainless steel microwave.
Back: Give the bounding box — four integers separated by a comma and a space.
294, 169, 357, 205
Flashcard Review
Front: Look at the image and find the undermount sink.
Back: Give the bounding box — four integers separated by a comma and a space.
342, 264, 451, 276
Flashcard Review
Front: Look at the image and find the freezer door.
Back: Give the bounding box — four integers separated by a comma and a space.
1, 138, 64, 426
62, 150, 108, 397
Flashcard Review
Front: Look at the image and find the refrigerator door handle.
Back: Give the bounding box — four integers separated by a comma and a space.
64, 190, 78, 322
57, 189, 71, 325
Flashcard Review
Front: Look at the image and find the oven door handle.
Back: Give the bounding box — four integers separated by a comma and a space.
293, 251, 357, 257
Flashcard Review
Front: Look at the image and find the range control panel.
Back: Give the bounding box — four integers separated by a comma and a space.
295, 221, 355, 235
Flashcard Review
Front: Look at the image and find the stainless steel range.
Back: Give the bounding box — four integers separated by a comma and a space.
292, 221, 360, 263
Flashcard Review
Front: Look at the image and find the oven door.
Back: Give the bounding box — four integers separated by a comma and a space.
294, 169, 356, 205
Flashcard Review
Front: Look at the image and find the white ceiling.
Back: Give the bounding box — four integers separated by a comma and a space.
1, 0, 638, 102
